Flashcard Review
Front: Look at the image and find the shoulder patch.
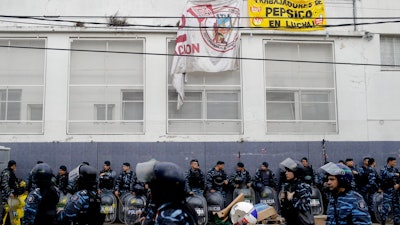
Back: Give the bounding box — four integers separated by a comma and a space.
27, 195, 35, 203
357, 200, 367, 210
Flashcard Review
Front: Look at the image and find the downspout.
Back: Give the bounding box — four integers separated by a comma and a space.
353, 0, 357, 31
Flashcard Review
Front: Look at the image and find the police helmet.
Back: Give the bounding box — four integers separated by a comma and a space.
136, 160, 185, 204
77, 165, 97, 190
253, 181, 264, 192
279, 158, 304, 178
233, 176, 244, 184
32, 163, 53, 187
153, 162, 185, 191
320, 162, 353, 189
213, 176, 225, 185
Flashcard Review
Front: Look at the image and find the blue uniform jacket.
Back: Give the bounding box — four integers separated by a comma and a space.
326, 190, 372, 225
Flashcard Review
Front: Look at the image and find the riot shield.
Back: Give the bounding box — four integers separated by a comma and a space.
101, 190, 117, 223
56, 192, 72, 211
373, 192, 393, 223
258, 186, 279, 211
206, 192, 225, 222
118, 192, 132, 223
124, 194, 147, 225
233, 187, 256, 204
310, 186, 324, 215
187, 194, 208, 225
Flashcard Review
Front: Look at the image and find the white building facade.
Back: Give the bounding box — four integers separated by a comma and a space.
0, 0, 399, 175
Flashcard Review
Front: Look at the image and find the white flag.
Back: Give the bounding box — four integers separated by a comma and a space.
171, 0, 241, 109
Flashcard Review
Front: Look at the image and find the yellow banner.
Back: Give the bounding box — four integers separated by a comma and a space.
248, 0, 326, 31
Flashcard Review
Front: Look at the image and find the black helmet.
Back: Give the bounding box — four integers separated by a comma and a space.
279, 158, 304, 178
136, 160, 185, 204
153, 161, 185, 190
320, 162, 353, 189
32, 163, 53, 187
77, 165, 97, 190
213, 176, 225, 185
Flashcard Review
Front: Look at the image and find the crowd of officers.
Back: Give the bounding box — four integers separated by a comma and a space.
0, 156, 400, 225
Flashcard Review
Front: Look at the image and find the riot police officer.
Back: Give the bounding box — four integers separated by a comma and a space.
114, 162, 140, 197
98, 160, 116, 193
22, 163, 59, 225
55, 165, 69, 194
279, 158, 314, 225
185, 159, 205, 196
229, 162, 252, 189
206, 161, 228, 202
57, 164, 102, 225
379, 157, 400, 225
320, 162, 372, 225
253, 162, 277, 190
1, 160, 19, 225
136, 159, 197, 225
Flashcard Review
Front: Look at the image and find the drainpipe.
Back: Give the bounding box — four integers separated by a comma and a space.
353, 0, 357, 31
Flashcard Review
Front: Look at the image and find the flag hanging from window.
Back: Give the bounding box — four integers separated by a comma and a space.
170, 0, 242, 109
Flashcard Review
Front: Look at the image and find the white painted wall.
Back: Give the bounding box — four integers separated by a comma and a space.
0, 0, 399, 142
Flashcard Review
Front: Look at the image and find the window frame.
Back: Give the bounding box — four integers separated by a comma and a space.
0, 38, 46, 134
67, 38, 146, 134
264, 40, 338, 134
166, 39, 243, 134
380, 35, 400, 71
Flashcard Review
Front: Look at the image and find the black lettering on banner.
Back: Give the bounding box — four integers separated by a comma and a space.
269, 20, 281, 28
315, 0, 322, 5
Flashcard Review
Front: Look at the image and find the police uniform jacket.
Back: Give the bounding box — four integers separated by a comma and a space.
22, 186, 59, 225
206, 168, 227, 192
326, 190, 372, 225
57, 189, 101, 225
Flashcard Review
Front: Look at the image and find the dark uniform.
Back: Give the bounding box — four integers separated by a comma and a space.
114, 170, 138, 194
57, 165, 102, 225
184, 167, 205, 195
55, 169, 69, 194
98, 168, 116, 191
22, 163, 59, 225
279, 158, 314, 225
206, 166, 228, 203
280, 180, 314, 225
253, 167, 277, 190
229, 168, 252, 189
379, 164, 400, 224
1, 160, 20, 225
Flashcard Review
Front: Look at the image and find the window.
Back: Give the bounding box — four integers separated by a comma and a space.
167, 40, 242, 134
94, 104, 114, 120
0, 89, 22, 120
265, 41, 337, 133
0, 39, 45, 134
27, 104, 43, 121
68, 39, 145, 134
122, 91, 143, 120
380, 36, 400, 70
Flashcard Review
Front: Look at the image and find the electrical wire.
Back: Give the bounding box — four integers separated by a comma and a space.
0, 44, 397, 68
1, 16, 400, 31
